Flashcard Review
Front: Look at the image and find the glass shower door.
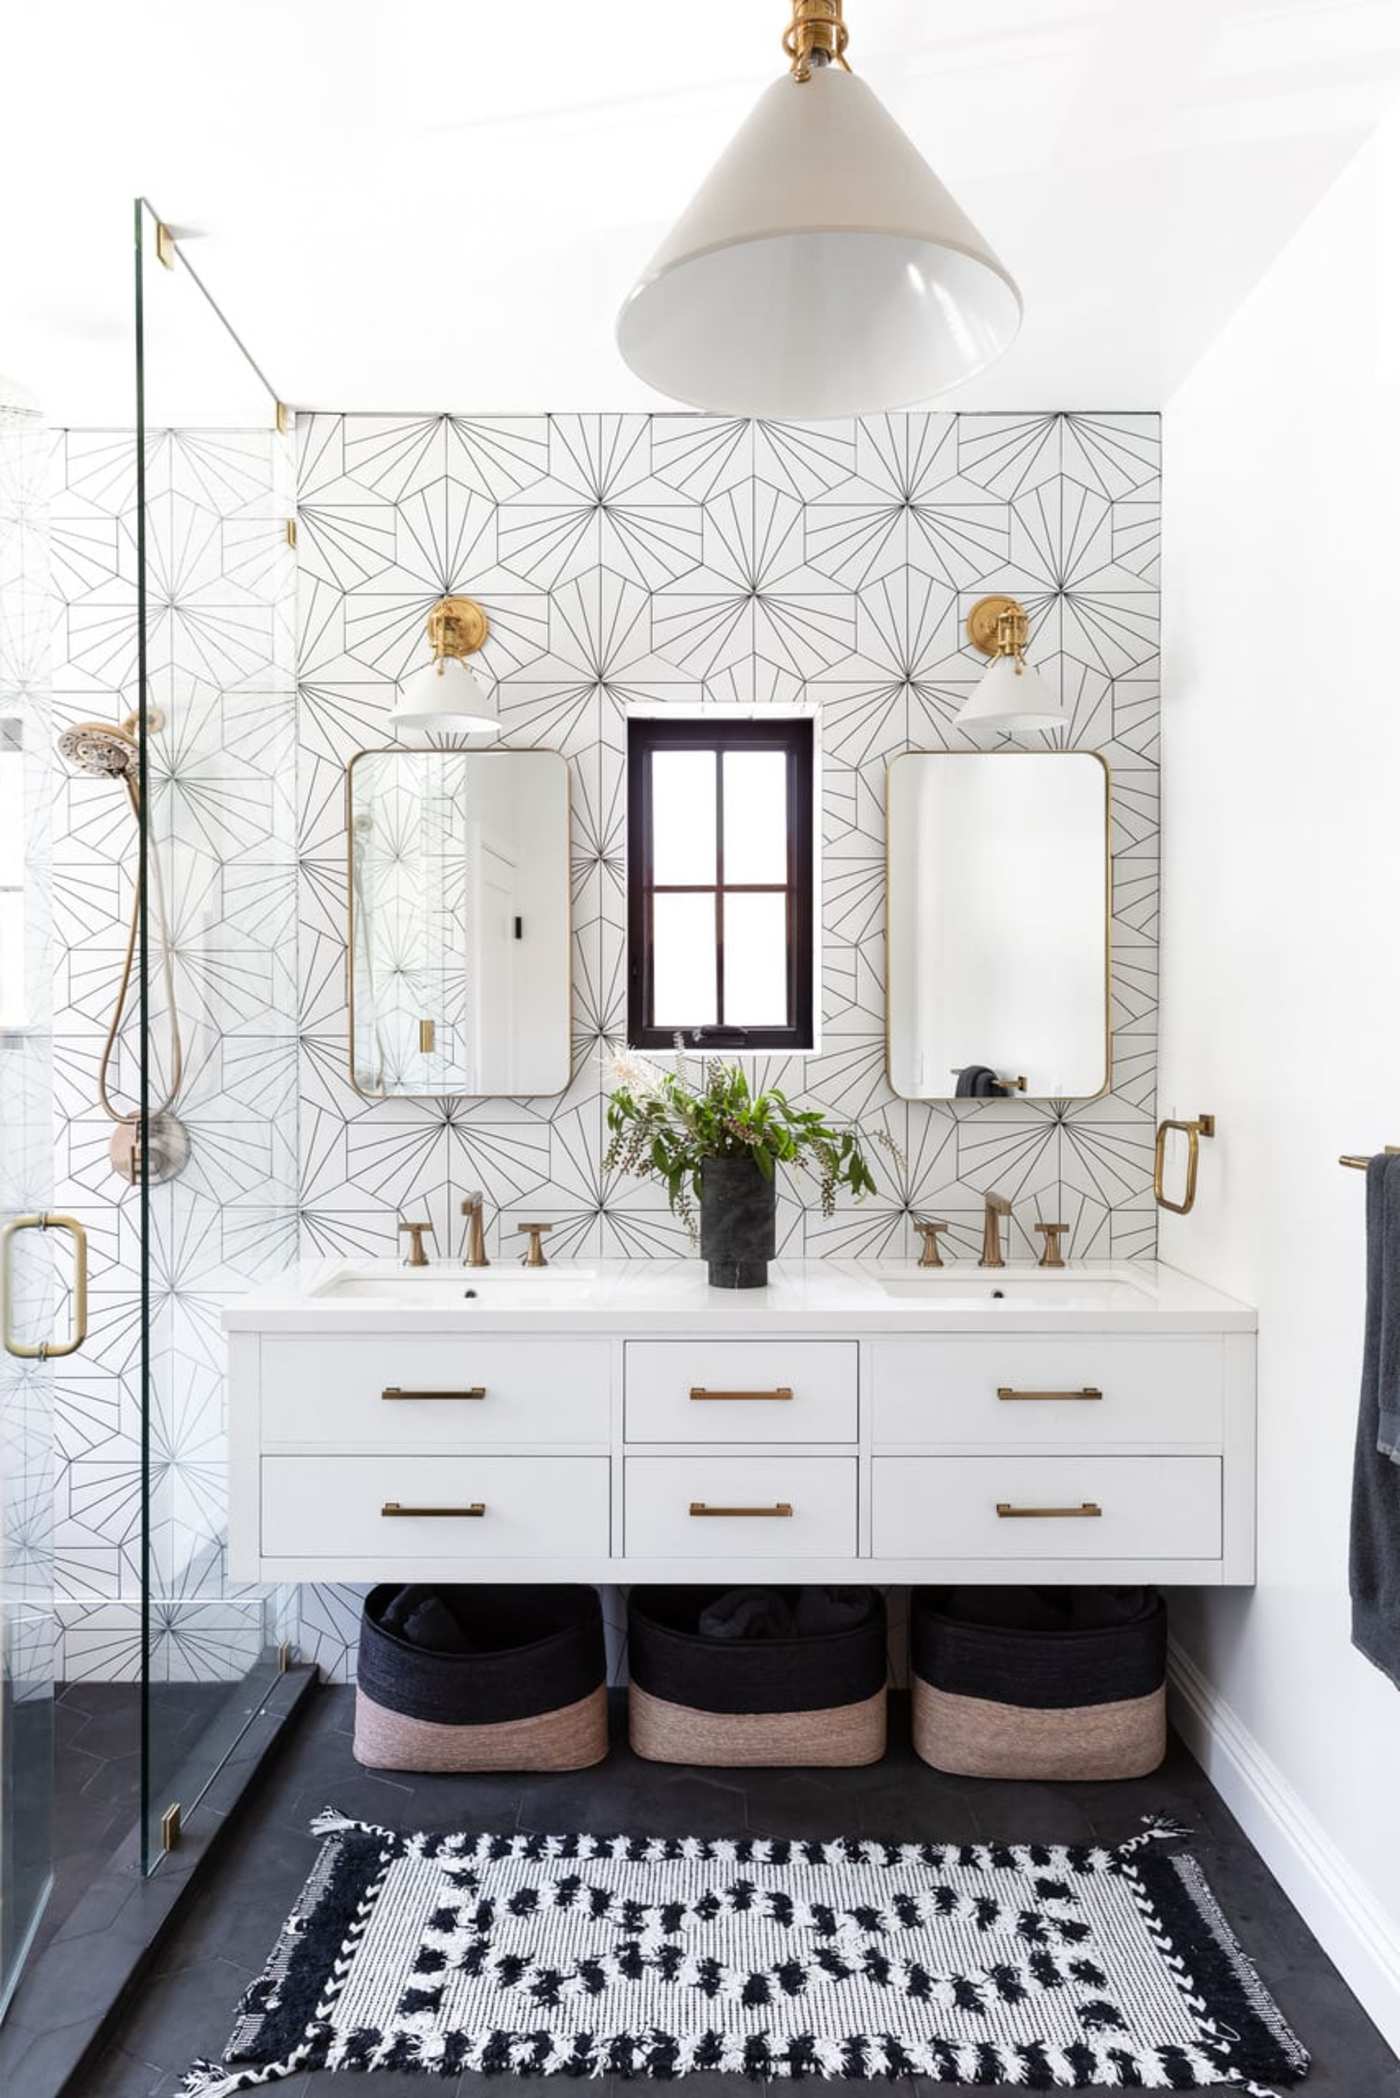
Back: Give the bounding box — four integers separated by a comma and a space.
133, 201, 299, 1872
0, 390, 56, 2015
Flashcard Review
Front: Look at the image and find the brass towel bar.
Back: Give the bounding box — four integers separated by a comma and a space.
1341, 1147, 1400, 1170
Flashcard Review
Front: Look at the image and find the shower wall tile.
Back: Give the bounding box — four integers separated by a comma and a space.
295, 407, 1162, 1679
46, 424, 298, 1683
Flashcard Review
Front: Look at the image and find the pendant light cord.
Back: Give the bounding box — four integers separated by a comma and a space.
783, 0, 851, 82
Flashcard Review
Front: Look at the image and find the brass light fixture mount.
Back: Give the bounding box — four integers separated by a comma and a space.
784, 0, 852, 81
967, 594, 1032, 675
427, 594, 490, 671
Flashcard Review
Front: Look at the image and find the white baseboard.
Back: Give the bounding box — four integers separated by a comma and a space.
1168, 1636, 1400, 2054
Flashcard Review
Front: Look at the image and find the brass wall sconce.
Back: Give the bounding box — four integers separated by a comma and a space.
958, 595, 1069, 734
1154, 1114, 1216, 1216
389, 594, 499, 742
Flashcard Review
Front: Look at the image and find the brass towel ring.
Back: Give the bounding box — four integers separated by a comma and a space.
1153, 1115, 1216, 1216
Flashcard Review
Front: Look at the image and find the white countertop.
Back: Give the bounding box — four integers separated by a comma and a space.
223, 1258, 1255, 1335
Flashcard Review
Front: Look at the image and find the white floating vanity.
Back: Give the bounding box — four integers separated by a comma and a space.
226, 1260, 1256, 1588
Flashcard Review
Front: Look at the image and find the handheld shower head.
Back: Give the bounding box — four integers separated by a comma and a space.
56, 721, 139, 780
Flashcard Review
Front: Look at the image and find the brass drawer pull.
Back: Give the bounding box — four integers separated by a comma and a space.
382, 1386, 487, 1401
381, 1501, 486, 1518
689, 1501, 793, 1518
996, 1501, 1102, 1519
689, 1386, 793, 1402
996, 1386, 1103, 1403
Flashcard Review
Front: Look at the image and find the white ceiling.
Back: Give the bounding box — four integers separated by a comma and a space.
7, 0, 1400, 424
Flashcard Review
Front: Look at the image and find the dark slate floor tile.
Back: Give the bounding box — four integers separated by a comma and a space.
74, 2042, 171, 2097
70, 1685, 1399, 2098
109, 1954, 257, 2078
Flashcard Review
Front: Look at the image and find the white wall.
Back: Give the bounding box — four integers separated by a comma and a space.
1162, 106, 1400, 2046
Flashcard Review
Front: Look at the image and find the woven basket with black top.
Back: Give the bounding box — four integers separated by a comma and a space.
910, 1584, 1167, 1781
354, 1583, 608, 1773
627, 1586, 887, 1767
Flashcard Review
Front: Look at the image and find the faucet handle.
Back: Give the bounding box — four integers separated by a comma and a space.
1035, 1221, 1069, 1269
397, 1219, 433, 1268
515, 1221, 553, 1268
913, 1219, 952, 1268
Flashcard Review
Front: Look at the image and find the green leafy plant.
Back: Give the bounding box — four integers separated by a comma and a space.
603, 1045, 894, 1236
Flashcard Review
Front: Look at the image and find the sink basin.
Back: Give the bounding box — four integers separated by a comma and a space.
314, 1264, 597, 1304
877, 1269, 1152, 1309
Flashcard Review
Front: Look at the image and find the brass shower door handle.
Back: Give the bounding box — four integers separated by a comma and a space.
1, 1213, 89, 1360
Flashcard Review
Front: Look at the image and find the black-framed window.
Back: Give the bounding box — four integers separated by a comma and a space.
627, 716, 814, 1052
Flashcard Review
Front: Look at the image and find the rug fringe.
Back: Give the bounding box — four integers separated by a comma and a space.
179, 2062, 246, 2097
308, 1805, 361, 1837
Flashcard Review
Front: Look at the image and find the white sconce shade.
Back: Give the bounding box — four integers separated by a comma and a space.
956, 592, 1069, 735
957, 653, 1069, 735
616, 59, 1021, 419
388, 595, 502, 745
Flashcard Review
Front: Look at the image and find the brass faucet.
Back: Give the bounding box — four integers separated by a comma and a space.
397, 1219, 433, 1268
515, 1221, 553, 1268
460, 1191, 490, 1268
978, 1191, 1012, 1269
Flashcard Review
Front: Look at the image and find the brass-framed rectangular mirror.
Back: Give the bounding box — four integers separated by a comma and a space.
347, 748, 571, 1100
886, 750, 1111, 1102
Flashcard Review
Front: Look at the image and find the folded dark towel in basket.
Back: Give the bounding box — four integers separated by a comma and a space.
939, 1586, 1155, 1634
698, 1586, 875, 1641
377, 1586, 472, 1654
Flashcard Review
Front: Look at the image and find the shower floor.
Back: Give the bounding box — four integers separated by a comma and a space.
74, 1685, 1398, 2098
43, 1682, 237, 1955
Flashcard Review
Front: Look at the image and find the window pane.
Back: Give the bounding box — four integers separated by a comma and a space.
651, 750, 716, 884
652, 891, 717, 1026
722, 749, 787, 884
722, 891, 789, 1026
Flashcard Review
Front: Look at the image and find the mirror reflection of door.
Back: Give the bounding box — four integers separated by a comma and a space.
348, 750, 571, 1101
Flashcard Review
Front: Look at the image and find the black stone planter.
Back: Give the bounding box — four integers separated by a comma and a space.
699, 1155, 776, 1288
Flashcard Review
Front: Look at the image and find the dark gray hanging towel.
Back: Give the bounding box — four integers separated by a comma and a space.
1349, 1151, 1400, 1684
954, 1064, 1008, 1098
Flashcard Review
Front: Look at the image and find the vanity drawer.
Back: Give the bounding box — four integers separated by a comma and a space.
625, 1457, 857, 1557
625, 1342, 857, 1443
871, 1339, 1223, 1447
872, 1456, 1221, 1560
261, 1456, 610, 1559
259, 1338, 611, 1447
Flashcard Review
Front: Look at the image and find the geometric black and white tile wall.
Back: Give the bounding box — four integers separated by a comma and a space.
47, 424, 298, 1684
38, 408, 1159, 1683
297, 410, 1159, 1272
294, 408, 1159, 1682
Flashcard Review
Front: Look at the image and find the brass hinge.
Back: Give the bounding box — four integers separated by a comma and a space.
277, 1639, 292, 1673
275, 401, 293, 435
161, 1801, 182, 1853
155, 222, 176, 270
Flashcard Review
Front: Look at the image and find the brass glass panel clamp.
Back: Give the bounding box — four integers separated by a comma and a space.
1153, 1114, 1216, 1216
397, 1219, 433, 1267
515, 1221, 553, 1267
914, 1219, 952, 1267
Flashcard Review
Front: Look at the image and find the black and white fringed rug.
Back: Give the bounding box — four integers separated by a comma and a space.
182, 1810, 1308, 2097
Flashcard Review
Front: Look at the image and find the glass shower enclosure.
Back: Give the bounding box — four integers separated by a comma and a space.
0, 199, 299, 2022
131, 199, 299, 1871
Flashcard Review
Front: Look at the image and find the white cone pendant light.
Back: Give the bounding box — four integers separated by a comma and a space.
616, 0, 1021, 419
957, 596, 1069, 735
389, 595, 501, 746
